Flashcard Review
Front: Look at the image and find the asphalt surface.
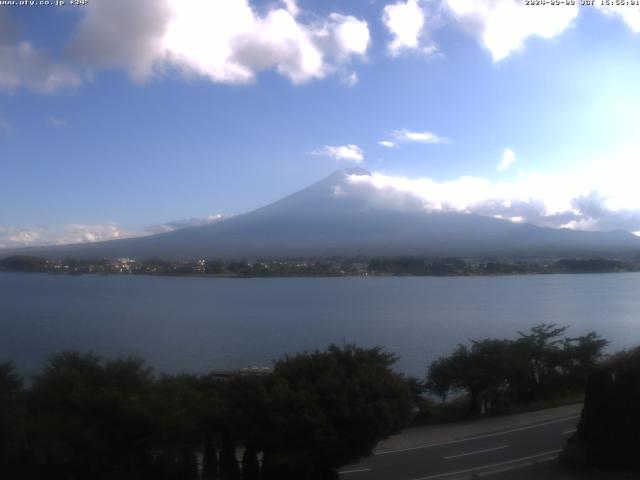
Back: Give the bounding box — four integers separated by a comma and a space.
339, 413, 579, 480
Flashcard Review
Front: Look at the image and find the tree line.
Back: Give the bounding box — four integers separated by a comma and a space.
0, 325, 618, 479
426, 324, 608, 412
2, 254, 638, 277
0, 345, 412, 480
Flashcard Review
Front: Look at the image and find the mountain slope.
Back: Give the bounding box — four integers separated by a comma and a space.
4, 168, 640, 260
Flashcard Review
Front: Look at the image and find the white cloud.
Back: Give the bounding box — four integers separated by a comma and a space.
0, 41, 82, 93
47, 116, 67, 128
328, 13, 371, 58
445, 0, 578, 61
69, 0, 370, 86
421, 44, 440, 57
0, 224, 131, 248
379, 140, 397, 148
392, 129, 450, 144
0, 10, 80, 93
0, 215, 226, 248
596, 4, 640, 33
343, 71, 359, 87
144, 214, 224, 234
382, 0, 426, 55
282, 0, 300, 18
311, 144, 364, 163
336, 151, 640, 232
497, 148, 516, 172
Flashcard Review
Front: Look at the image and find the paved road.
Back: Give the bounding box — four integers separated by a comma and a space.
339, 413, 579, 480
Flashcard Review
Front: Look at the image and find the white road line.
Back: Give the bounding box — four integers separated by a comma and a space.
476, 454, 557, 477
411, 449, 562, 480
444, 445, 508, 460
562, 429, 577, 435
339, 467, 372, 475
375, 415, 579, 456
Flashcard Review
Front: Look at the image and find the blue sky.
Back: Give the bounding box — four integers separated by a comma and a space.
2, 0, 640, 247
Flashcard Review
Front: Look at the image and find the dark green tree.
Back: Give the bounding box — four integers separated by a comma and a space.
516, 323, 568, 395
426, 345, 468, 402
25, 352, 156, 480
562, 332, 609, 387
0, 255, 48, 272
427, 340, 525, 411
563, 347, 640, 468
261, 344, 412, 479
149, 374, 202, 479
219, 435, 240, 480
241, 445, 260, 480
0, 362, 25, 478
427, 325, 609, 413
201, 435, 219, 480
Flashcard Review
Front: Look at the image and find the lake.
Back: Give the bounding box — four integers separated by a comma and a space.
1, 272, 640, 377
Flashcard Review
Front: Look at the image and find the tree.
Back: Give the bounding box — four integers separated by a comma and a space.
25, 352, 157, 480
219, 435, 240, 480
427, 340, 526, 411
563, 347, 640, 469
0, 255, 48, 272
149, 374, 202, 479
426, 325, 608, 412
201, 434, 219, 480
261, 345, 412, 479
241, 445, 260, 480
427, 345, 468, 402
0, 362, 24, 478
562, 332, 609, 387
516, 324, 569, 396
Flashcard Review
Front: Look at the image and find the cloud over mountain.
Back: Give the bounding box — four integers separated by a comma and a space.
0, 215, 225, 249
342, 169, 640, 234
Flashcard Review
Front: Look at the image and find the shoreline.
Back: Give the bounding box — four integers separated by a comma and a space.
1, 269, 639, 279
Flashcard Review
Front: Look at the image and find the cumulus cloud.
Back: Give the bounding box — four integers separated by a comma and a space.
392, 129, 451, 144
379, 140, 397, 148
382, 0, 426, 55
336, 162, 640, 233
497, 148, 516, 172
445, 0, 578, 61
282, 0, 300, 18
596, 4, 640, 33
67, 0, 171, 82
0, 41, 82, 93
68, 0, 370, 85
0, 9, 79, 93
311, 144, 364, 163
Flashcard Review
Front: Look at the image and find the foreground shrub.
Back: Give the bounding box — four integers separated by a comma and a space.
563, 347, 640, 469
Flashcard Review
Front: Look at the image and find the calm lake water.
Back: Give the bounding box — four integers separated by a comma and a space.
1, 272, 640, 377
